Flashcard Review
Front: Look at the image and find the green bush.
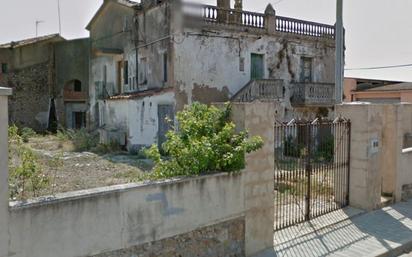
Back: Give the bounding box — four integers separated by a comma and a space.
145, 103, 264, 179
20, 127, 37, 143
8, 125, 49, 200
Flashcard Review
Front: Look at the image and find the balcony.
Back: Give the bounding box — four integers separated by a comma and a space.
182, 3, 335, 40
291, 82, 335, 107
232, 79, 284, 102
63, 89, 88, 102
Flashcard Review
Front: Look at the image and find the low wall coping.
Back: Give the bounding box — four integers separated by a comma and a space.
0, 87, 12, 96
402, 147, 412, 154
9, 172, 241, 210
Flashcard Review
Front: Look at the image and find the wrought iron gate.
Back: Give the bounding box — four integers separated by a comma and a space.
274, 118, 351, 231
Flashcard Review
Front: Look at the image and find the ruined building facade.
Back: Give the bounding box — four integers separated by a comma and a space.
0, 35, 90, 131
88, 0, 337, 151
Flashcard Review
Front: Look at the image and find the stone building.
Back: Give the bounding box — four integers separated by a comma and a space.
0, 34, 90, 131
88, 0, 337, 151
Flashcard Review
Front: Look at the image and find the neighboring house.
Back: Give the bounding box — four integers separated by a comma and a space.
0, 34, 90, 131
344, 77, 412, 103
88, 0, 338, 151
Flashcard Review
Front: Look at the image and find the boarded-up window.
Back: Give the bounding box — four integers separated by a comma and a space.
301, 57, 313, 82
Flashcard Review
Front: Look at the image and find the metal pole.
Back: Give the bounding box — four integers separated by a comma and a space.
57, 0, 62, 35
335, 0, 344, 103
35, 20, 44, 37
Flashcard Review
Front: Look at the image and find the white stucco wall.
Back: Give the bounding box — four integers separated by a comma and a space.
173, 29, 335, 111
101, 91, 175, 149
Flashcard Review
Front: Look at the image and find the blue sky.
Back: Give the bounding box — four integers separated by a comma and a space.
1, 0, 411, 81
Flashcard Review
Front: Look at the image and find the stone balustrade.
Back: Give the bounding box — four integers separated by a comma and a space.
182, 2, 335, 39
231, 79, 284, 102
291, 82, 335, 107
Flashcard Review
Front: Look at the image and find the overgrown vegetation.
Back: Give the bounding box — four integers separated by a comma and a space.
144, 103, 264, 179
283, 135, 334, 163
56, 128, 98, 152
8, 125, 49, 200
314, 135, 334, 162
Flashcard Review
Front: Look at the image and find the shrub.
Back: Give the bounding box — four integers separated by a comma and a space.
315, 135, 334, 162
56, 128, 98, 152
145, 103, 264, 179
20, 127, 37, 143
92, 141, 122, 155
8, 125, 49, 200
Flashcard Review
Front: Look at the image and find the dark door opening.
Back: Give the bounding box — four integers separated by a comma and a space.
48, 98, 58, 133
73, 112, 86, 129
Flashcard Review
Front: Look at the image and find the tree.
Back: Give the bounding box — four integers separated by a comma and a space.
145, 103, 264, 179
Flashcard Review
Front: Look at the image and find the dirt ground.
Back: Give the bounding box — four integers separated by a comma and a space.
9, 135, 152, 200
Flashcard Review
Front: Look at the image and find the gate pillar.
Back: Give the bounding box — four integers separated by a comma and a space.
0, 87, 12, 257
336, 104, 384, 211
230, 102, 275, 256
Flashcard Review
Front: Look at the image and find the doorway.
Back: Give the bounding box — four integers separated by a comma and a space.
251, 53, 264, 80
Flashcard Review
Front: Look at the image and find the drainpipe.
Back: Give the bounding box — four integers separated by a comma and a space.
335, 0, 344, 104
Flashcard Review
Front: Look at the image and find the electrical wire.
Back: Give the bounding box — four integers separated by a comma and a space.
345, 63, 412, 71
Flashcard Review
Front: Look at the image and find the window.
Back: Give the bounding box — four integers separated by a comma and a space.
163, 53, 168, 82
301, 57, 313, 82
124, 61, 129, 85
139, 57, 147, 85
1, 63, 8, 74
74, 80, 82, 92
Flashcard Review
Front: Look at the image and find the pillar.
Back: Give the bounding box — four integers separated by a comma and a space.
230, 102, 275, 256
217, 0, 230, 23
0, 87, 12, 256
335, 104, 386, 211
233, 0, 243, 24
264, 4, 276, 35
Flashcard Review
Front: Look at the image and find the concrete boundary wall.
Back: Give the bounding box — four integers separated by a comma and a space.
336, 103, 412, 210
8, 173, 245, 257
1, 100, 276, 257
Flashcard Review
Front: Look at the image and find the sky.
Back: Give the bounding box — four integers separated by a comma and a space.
0, 0, 412, 81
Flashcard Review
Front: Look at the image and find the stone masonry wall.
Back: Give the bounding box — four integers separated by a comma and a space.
2, 62, 51, 131
91, 217, 245, 257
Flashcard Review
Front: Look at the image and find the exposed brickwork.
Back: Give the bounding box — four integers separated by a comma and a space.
91, 217, 245, 257
1, 62, 51, 131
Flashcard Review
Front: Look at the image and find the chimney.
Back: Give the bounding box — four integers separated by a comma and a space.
217, 0, 230, 9
217, 0, 230, 23
234, 0, 242, 11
